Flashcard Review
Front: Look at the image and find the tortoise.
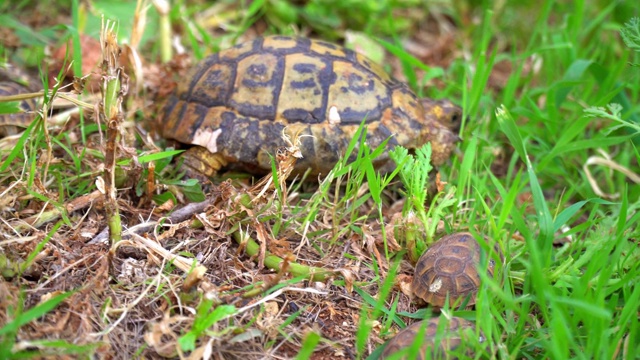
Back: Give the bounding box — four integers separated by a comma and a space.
412, 232, 501, 308
380, 316, 481, 359
0, 81, 37, 138
160, 35, 461, 177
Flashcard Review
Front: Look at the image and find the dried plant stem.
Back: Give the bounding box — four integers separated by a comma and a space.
153, 0, 172, 63
104, 127, 122, 244
16, 190, 103, 232
89, 197, 218, 245
100, 17, 127, 245
39, 102, 52, 182
0, 90, 95, 109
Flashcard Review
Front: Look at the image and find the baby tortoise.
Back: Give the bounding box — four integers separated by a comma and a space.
380, 316, 482, 360
413, 232, 502, 308
161, 35, 461, 177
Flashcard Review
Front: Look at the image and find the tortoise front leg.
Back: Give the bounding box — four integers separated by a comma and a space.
181, 146, 228, 178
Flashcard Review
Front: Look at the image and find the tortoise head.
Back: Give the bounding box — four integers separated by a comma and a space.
420, 98, 463, 132
419, 98, 462, 166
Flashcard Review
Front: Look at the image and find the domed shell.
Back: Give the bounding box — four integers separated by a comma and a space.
161, 35, 460, 176
412, 232, 501, 308
380, 316, 479, 360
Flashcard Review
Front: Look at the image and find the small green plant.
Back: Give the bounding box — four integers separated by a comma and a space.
389, 143, 457, 261
0, 289, 98, 359
620, 17, 640, 66
178, 300, 237, 352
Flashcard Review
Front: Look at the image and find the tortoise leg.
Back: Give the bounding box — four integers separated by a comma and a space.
181, 146, 228, 178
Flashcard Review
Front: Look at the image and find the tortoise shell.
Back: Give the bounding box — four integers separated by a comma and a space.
161, 35, 460, 176
412, 232, 500, 308
0, 81, 37, 137
380, 317, 479, 360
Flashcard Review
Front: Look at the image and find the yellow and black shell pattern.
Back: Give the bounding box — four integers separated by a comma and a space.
161, 35, 460, 175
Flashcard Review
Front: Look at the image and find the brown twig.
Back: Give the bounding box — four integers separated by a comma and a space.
16, 189, 103, 232
88, 196, 218, 244
99, 17, 127, 246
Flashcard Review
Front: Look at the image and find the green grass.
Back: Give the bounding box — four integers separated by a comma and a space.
442, 2, 640, 359
1, 0, 639, 359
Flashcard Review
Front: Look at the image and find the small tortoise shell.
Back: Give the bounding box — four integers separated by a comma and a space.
412, 232, 501, 308
381, 316, 479, 360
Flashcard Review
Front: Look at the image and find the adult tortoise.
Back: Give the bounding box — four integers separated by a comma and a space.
380, 316, 481, 360
412, 232, 502, 308
161, 35, 461, 177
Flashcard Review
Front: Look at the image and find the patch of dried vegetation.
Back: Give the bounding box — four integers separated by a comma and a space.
0, 4, 478, 359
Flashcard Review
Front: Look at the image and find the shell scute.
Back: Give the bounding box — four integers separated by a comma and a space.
188, 59, 235, 108
435, 257, 465, 275
326, 59, 390, 124
219, 39, 256, 61
441, 244, 472, 259
231, 53, 281, 119
309, 39, 346, 58
278, 53, 330, 123
263, 35, 301, 52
